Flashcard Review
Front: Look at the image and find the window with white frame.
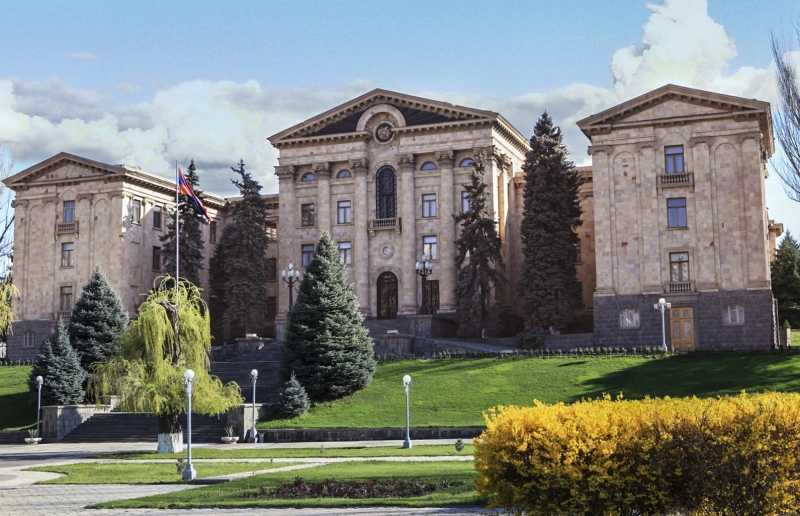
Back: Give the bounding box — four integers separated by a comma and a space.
337, 200, 352, 224
338, 241, 352, 265
619, 308, 640, 329
461, 191, 471, 213
723, 305, 745, 326
129, 198, 142, 224
422, 193, 437, 218
61, 242, 75, 268
422, 235, 438, 259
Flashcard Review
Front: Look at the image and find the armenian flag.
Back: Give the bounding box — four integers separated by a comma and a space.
178, 167, 209, 222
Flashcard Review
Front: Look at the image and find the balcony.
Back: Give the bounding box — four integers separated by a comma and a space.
665, 281, 694, 294
657, 172, 694, 189
55, 221, 79, 235
369, 217, 401, 235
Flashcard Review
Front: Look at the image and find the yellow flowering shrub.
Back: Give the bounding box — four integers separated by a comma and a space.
474, 393, 800, 515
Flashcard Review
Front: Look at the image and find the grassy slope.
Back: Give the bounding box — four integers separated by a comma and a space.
30, 462, 285, 484
108, 444, 474, 460
0, 365, 33, 431
96, 461, 481, 509
261, 354, 800, 428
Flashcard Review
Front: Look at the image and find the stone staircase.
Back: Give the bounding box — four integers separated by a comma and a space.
211, 356, 283, 404
61, 412, 227, 443
365, 317, 412, 337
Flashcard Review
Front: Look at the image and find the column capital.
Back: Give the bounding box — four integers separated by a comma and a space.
398, 154, 415, 171
350, 158, 368, 175
688, 136, 710, 146
436, 151, 454, 168
588, 144, 613, 156
275, 165, 296, 179
313, 162, 331, 178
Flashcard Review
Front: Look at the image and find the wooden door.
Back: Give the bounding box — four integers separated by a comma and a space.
377, 272, 398, 319
670, 307, 695, 351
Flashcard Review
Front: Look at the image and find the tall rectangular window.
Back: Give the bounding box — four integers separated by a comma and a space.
670, 252, 690, 282
152, 246, 162, 271
209, 221, 217, 243
266, 257, 277, 281
129, 198, 142, 224
60, 242, 74, 268
665, 145, 685, 174
301, 203, 316, 227
301, 244, 315, 267
62, 200, 76, 224
338, 241, 352, 265
422, 235, 438, 259
422, 193, 437, 218
59, 286, 73, 312
723, 305, 745, 326
152, 206, 162, 230
667, 198, 687, 228
266, 296, 277, 318
337, 200, 352, 224
461, 191, 471, 213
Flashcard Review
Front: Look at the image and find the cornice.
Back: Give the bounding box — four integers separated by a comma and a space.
436, 151, 454, 168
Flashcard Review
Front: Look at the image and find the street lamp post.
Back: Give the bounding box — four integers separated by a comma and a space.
35, 375, 43, 436
281, 263, 302, 311
182, 369, 197, 481
414, 255, 433, 314
402, 374, 412, 449
249, 369, 259, 443
653, 297, 672, 353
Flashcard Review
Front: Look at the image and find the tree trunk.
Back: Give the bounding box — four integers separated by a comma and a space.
157, 413, 183, 454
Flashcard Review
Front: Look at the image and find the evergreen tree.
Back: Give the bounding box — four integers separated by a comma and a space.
772, 231, 800, 327
278, 372, 310, 417
209, 160, 271, 340
521, 112, 582, 333
68, 271, 128, 372
453, 157, 504, 337
282, 233, 376, 401
161, 160, 207, 286
29, 322, 86, 405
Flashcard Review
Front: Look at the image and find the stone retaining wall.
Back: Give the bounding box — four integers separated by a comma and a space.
41, 404, 113, 440
259, 426, 484, 443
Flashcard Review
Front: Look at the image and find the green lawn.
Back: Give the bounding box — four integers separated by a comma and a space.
95, 461, 481, 509
107, 444, 473, 461
30, 462, 285, 484
792, 331, 800, 347
260, 354, 800, 428
0, 365, 34, 431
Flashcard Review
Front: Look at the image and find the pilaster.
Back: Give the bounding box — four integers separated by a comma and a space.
351, 159, 370, 314
314, 162, 331, 235
275, 165, 296, 322
437, 151, 456, 313
398, 154, 417, 315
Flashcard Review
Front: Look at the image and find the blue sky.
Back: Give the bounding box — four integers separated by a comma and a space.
0, 0, 797, 235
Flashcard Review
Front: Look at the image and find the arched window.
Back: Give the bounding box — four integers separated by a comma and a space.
336, 169, 352, 179
300, 172, 316, 182
420, 161, 438, 171
459, 157, 476, 167
376, 166, 396, 219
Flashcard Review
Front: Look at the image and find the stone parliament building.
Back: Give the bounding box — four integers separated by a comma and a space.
4, 84, 785, 359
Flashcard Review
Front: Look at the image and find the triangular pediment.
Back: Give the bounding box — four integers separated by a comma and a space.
4, 152, 123, 189
268, 88, 499, 144
577, 84, 772, 136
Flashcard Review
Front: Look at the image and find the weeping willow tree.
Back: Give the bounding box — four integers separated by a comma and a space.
0, 276, 19, 339
92, 277, 241, 438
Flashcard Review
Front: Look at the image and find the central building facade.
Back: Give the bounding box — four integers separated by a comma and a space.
268, 89, 531, 332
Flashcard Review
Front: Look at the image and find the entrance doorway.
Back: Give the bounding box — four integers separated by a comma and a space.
670, 307, 695, 351
377, 272, 398, 319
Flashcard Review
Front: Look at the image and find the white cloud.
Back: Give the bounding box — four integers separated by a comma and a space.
64, 52, 97, 61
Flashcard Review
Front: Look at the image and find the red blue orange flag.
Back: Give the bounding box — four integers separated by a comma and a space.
178, 167, 210, 222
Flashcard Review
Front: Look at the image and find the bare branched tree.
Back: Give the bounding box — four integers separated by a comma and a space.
771, 31, 800, 203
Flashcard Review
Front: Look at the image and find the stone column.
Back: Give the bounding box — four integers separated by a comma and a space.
315, 162, 331, 235
437, 151, 456, 313
591, 146, 615, 295
637, 144, 660, 293
352, 159, 370, 314
274, 165, 296, 340
399, 154, 417, 315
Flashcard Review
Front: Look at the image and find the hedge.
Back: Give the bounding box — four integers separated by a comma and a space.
474, 393, 800, 515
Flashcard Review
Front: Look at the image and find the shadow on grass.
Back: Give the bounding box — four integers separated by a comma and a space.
573, 353, 800, 402
0, 391, 35, 431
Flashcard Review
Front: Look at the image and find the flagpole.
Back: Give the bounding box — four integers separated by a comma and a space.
175, 161, 180, 347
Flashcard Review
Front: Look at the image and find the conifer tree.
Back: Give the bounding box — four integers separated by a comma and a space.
209, 160, 271, 339
282, 233, 376, 401
68, 271, 128, 372
772, 231, 800, 327
278, 372, 310, 417
453, 157, 504, 337
521, 113, 582, 333
161, 160, 207, 286
29, 322, 86, 405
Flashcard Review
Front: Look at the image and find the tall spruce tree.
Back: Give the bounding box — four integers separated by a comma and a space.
209, 159, 271, 339
772, 231, 800, 328
521, 112, 582, 333
161, 160, 206, 286
29, 322, 86, 405
453, 157, 504, 337
282, 233, 376, 401
68, 271, 128, 372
